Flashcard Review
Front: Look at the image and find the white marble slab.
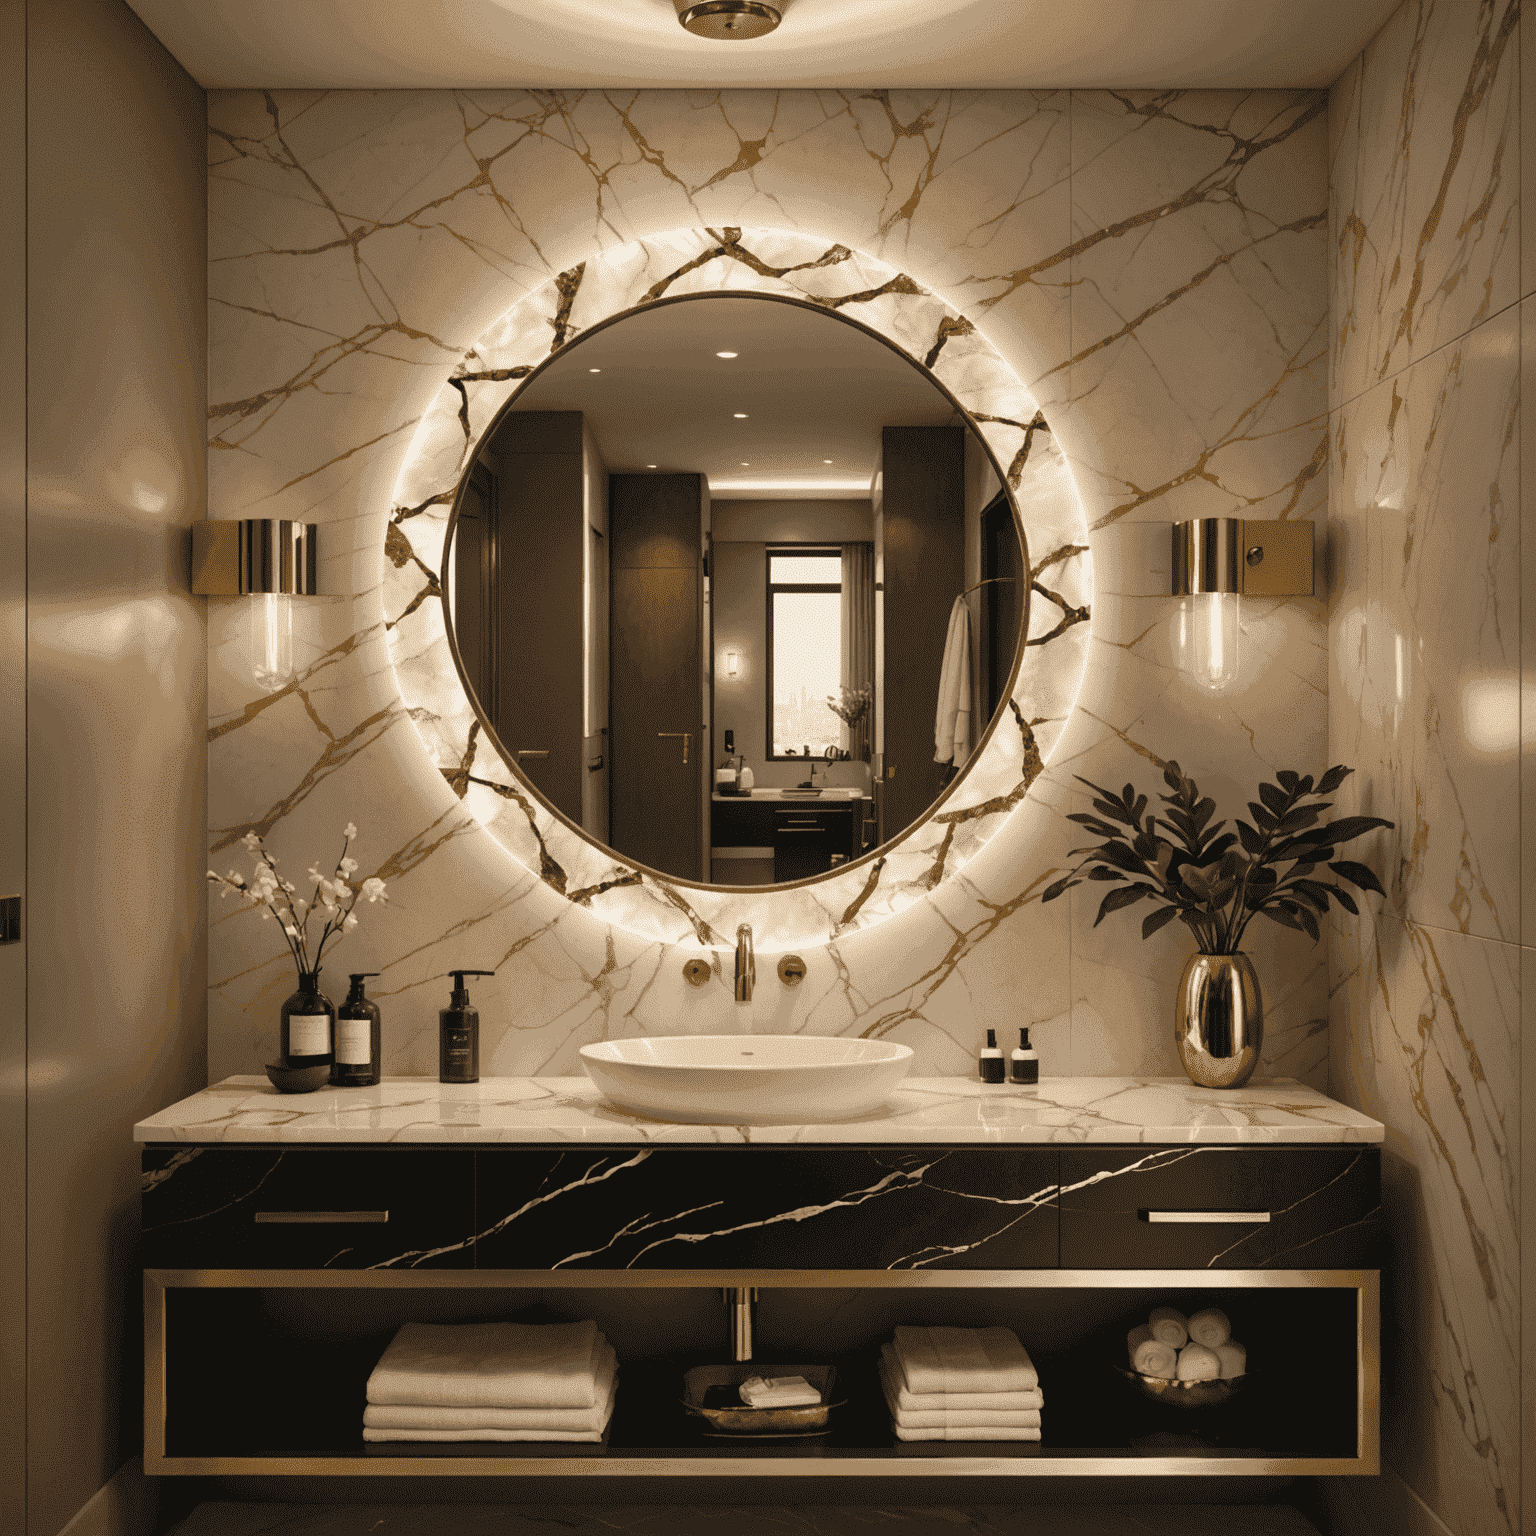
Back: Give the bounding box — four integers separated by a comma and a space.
135, 1074, 1384, 1145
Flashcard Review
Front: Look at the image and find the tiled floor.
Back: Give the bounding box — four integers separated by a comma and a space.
166, 1504, 1323, 1536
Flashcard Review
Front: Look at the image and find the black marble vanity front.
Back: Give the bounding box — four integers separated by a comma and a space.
141, 1143, 1379, 1273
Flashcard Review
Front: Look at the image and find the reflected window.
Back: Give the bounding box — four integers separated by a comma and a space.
767, 546, 842, 760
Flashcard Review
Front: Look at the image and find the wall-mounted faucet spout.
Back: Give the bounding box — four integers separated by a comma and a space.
734, 923, 755, 1003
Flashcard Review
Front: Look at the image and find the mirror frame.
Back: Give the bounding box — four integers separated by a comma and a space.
439, 288, 1030, 890
383, 227, 1091, 950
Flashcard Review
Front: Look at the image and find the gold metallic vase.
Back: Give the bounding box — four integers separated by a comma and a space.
1175, 952, 1263, 1088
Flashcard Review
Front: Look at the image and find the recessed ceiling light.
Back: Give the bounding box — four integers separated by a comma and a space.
823, 459, 833, 464
716, 351, 738, 359
647, 464, 657, 469
588, 367, 601, 373
676, 1, 782, 40
740, 462, 750, 466
734, 413, 748, 419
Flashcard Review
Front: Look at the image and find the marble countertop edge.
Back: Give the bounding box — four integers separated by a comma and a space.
133, 1075, 1386, 1145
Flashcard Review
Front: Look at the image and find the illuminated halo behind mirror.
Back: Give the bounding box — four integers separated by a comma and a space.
443, 292, 1028, 889
384, 229, 1091, 946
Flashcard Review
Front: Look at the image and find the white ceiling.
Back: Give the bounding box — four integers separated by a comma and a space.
486, 294, 961, 496
128, 0, 1400, 90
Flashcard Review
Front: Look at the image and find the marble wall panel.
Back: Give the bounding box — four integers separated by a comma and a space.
1328, 909, 1519, 1536
1331, 306, 1519, 945
1331, 0, 1519, 410
208, 87, 1329, 1087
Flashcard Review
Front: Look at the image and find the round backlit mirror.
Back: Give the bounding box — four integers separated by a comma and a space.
443, 291, 1028, 889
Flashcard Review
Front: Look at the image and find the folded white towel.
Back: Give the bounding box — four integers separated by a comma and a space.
879, 1345, 1043, 1411
893, 1423, 1042, 1442
891, 1326, 1038, 1395
364, 1343, 617, 1432
739, 1374, 821, 1408
366, 1320, 605, 1409
878, 1357, 1041, 1429
1187, 1307, 1231, 1349
361, 1375, 618, 1442
1127, 1323, 1178, 1379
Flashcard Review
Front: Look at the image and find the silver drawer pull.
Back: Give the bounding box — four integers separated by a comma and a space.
1142, 1210, 1271, 1224
254, 1210, 389, 1224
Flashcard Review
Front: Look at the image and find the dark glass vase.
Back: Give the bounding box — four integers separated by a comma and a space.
280, 970, 335, 1069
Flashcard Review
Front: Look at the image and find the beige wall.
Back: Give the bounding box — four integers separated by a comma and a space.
23, 0, 208, 1532
1325, 2, 1522, 1535
0, 0, 26, 1529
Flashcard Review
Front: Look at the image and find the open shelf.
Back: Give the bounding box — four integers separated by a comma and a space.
150, 1276, 1374, 1475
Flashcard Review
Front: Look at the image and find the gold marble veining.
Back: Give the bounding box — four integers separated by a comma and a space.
207, 87, 1328, 1101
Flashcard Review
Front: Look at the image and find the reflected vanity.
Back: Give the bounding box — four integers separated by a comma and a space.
442, 293, 1027, 887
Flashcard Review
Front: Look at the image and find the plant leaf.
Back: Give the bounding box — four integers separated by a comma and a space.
1294, 879, 1333, 911
1295, 905, 1320, 942
1324, 883, 1359, 915
1247, 802, 1277, 832
1091, 797, 1134, 826
1142, 905, 1182, 939
1297, 774, 1314, 797
1276, 803, 1325, 834
1095, 884, 1152, 926
1258, 904, 1305, 932
1087, 865, 1126, 881
1041, 877, 1079, 903
1316, 764, 1353, 795
1329, 859, 1386, 897
1310, 815, 1395, 844
1237, 820, 1265, 856
1094, 840, 1148, 874
1276, 769, 1299, 793
1066, 814, 1126, 838
1259, 781, 1289, 815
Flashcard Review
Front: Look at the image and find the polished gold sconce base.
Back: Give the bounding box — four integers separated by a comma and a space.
191, 519, 319, 596
1170, 518, 1313, 597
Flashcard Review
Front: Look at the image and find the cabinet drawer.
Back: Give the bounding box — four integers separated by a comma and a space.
1059, 1146, 1380, 1269
475, 1148, 1059, 1270
141, 1148, 474, 1270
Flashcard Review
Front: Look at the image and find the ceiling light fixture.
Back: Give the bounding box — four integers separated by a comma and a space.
716, 351, 738, 359
734, 413, 748, 418
588, 367, 601, 373
675, 0, 782, 41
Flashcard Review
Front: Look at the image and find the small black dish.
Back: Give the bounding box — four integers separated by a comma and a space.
265, 1061, 331, 1094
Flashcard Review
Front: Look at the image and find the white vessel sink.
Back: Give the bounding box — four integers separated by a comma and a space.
579, 1034, 914, 1124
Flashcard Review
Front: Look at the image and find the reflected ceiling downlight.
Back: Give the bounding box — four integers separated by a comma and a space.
674, 0, 783, 40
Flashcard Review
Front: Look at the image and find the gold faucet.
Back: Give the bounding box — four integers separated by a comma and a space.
734, 923, 755, 1003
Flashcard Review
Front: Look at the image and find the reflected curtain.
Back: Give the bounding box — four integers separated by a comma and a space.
840, 542, 875, 761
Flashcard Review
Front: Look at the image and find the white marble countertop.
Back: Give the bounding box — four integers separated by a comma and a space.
711, 788, 868, 802
134, 1075, 1385, 1145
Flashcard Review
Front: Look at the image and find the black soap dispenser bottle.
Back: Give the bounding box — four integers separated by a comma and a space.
979, 1029, 1005, 1084
332, 973, 382, 1088
1011, 1027, 1039, 1087
439, 969, 496, 1084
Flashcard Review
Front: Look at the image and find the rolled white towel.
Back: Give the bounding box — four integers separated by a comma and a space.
1215, 1340, 1247, 1380
1187, 1307, 1231, 1349
1175, 1342, 1221, 1382
1127, 1323, 1177, 1379
1148, 1307, 1188, 1350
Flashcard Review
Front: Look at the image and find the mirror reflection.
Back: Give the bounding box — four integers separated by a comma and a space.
446, 294, 1026, 887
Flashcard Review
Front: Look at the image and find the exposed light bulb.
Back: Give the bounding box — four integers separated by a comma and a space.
1181, 592, 1240, 692
251, 591, 295, 692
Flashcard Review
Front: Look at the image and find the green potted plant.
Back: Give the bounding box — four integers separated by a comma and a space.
1043, 763, 1391, 1087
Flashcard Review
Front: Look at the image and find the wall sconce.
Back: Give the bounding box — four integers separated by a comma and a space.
192, 520, 319, 692
1171, 518, 1313, 691
725, 650, 740, 678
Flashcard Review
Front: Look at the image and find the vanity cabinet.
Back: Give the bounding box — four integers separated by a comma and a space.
710, 798, 863, 880
138, 1076, 1382, 1481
